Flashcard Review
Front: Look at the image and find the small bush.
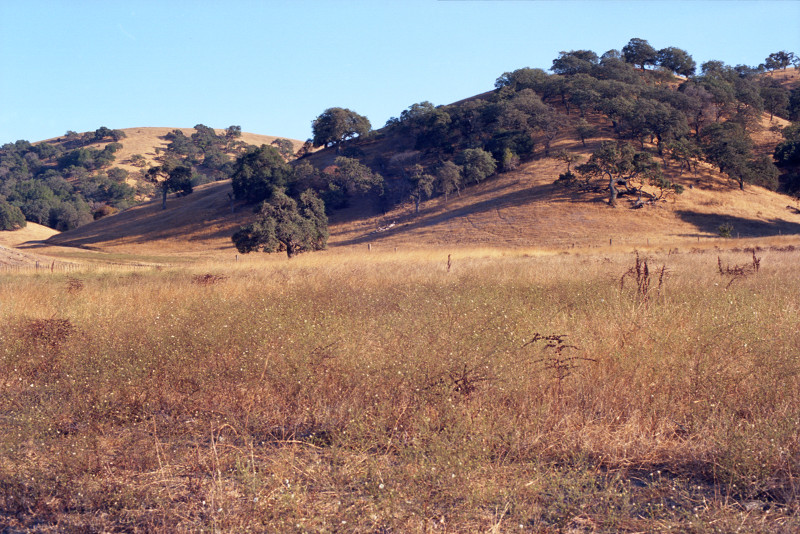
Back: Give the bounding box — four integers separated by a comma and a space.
717, 222, 734, 238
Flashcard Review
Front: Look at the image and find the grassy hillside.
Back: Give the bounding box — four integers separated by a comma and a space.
34, 114, 800, 261
41, 126, 304, 189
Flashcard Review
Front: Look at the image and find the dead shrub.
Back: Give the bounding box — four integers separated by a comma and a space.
192, 273, 227, 285
22, 318, 75, 350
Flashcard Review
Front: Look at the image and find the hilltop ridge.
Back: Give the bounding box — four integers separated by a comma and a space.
3, 42, 800, 261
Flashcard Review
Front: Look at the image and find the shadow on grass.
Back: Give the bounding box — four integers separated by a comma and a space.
331, 178, 601, 247
675, 210, 800, 238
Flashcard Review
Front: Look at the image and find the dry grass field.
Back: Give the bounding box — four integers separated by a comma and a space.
2, 81, 799, 530
1, 247, 799, 532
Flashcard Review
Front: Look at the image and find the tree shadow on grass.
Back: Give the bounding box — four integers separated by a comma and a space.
675, 210, 800, 238
330, 179, 595, 247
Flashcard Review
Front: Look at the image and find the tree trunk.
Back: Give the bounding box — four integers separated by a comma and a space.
609, 176, 619, 206
162, 186, 168, 210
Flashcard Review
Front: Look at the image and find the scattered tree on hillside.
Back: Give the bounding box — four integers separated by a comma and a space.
774, 123, 800, 167
225, 125, 242, 139
311, 107, 371, 148
147, 164, 193, 209
622, 38, 658, 70
325, 156, 384, 196
129, 154, 148, 167
230, 145, 292, 204
701, 122, 779, 190
551, 50, 599, 75
575, 141, 665, 206
231, 189, 327, 258
93, 126, 126, 142
574, 118, 598, 147
656, 46, 696, 77
760, 86, 790, 121
764, 51, 796, 72
494, 67, 550, 92
391, 101, 453, 150
456, 148, 496, 185
271, 138, 296, 160
436, 160, 462, 202
407, 164, 435, 214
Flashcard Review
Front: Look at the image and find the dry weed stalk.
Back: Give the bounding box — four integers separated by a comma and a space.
65, 277, 84, 293
620, 251, 666, 304
524, 333, 596, 389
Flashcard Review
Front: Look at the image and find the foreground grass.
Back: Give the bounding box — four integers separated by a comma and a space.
1, 248, 799, 532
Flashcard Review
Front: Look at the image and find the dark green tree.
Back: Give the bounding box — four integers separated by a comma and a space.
148, 165, 193, 209
700, 122, 776, 190
760, 86, 790, 121
231, 145, 292, 204
436, 160, 462, 202
764, 51, 795, 71
622, 38, 658, 70
551, 50, 598, 75
456, 148, 496, 185
774, 123, 800, 167
0, 197, 26, 230
225, 125, 242, 139
656, 47, 696, 76
576, 141, 662, 206
574, 118, 598, 147
311, 107, 371, 148
271, 138, 296, 160
326, 156, 384, 196
494, 67, 550, 92
231, 189, 328, 258
407, 164, 435, 213
397, 101, 452, 149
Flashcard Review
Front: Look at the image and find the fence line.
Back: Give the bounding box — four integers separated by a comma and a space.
0, 261, 165, 274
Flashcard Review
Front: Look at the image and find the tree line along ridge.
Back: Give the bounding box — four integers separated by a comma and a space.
2, 39, 799, 257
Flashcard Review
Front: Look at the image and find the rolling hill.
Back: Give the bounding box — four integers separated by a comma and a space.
4, 63, 800, 263
32, 121, 800, 258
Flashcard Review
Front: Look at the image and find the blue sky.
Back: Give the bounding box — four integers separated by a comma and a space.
1, 0, 798, 145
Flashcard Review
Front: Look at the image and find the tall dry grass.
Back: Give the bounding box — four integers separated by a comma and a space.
1, 247, 798, 532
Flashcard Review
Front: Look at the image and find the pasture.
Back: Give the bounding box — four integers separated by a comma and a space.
1, 246, 799, 532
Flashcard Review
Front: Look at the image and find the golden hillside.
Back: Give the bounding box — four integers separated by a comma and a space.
40, 127, 304, 179
36, 134, 800, 260
7, 67, 800, 263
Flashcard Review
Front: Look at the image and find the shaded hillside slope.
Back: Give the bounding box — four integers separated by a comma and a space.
27, 63, 800, 257
329, 138, 800, 250
44, 180, 252, 254
41, 137, 800, 256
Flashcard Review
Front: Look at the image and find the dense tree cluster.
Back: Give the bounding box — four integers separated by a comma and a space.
0, 131, 136, 230
160, 124, 251, 183
0, 124, 260, 231
240, 38, 793, 236
230, 144, 333, 258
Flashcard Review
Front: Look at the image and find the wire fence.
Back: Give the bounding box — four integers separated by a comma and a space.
0, 261, 164, 274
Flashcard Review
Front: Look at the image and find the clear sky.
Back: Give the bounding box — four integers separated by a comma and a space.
1, 0, 798, 145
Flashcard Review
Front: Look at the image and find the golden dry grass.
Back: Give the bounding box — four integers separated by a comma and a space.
1, 248, 799, 532
29, 130, 800, 262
